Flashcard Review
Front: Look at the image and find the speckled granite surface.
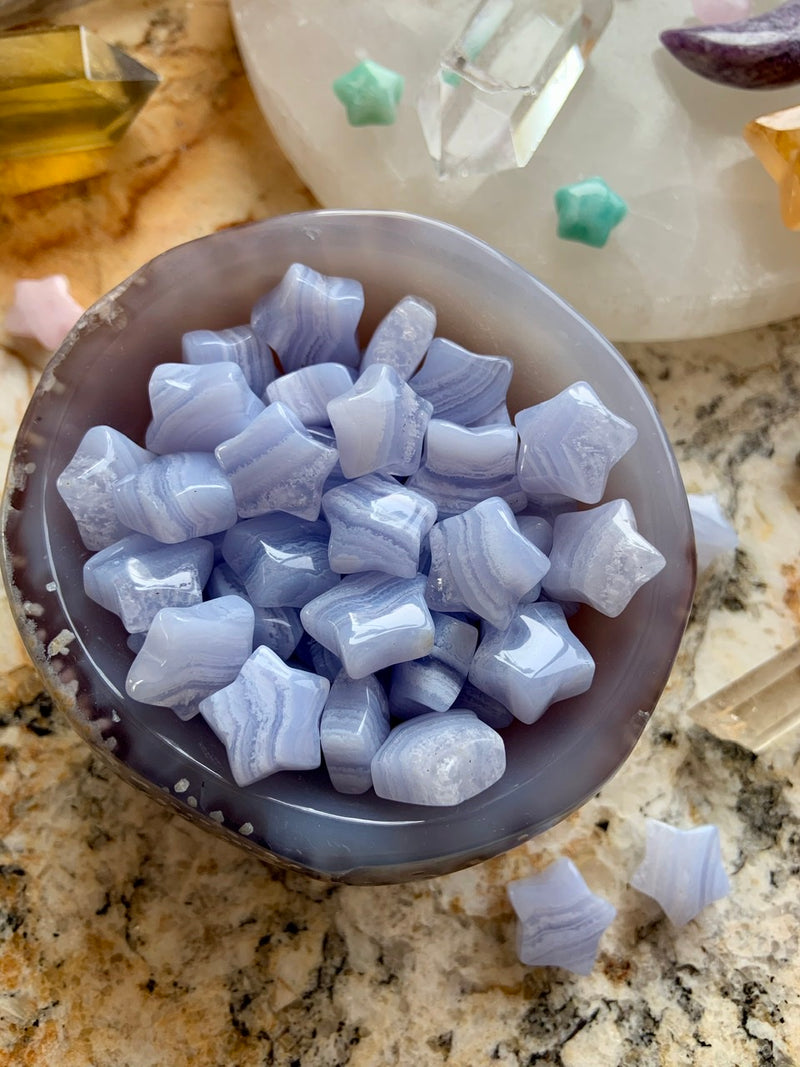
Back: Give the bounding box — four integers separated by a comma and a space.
1, 2, 799, 1064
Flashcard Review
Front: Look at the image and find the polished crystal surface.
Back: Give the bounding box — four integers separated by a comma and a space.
322, 473, 437, 579
554, 177, 628, 248
417, 0, 613, 179
266, 362, 355, 426
630, 819, 730, 927
5, 274, 83, 350
182, 325, 276, 399
515, 381, 637, 504
455, 679, 515, 729
744, 104, 800, 231
56, 425, 153, 550
543, 499, 666, 617
516, 513, 553, 555
406, 465, 525, 518
205, 563, 303, 659
0, 25, 159, 194
469, 601, 595, 724
301, 572, 435, 679
360, 295, 436, 379
125, 596, 255, 720
113, 451, 237, 544
294, 633, 343, 682
390, 611, 479, 717
221, 513, 338, 608
320, 671, 391, 794
507, 857, 616, 974
332, 58, 404, 126
688, 493, 738, 571
145, 362, 264, 455
426, 497, 550, 628
370, 710, 506, 806
199, 645, 330, 788
83, 534, 214, 633
215, 401, 339, 520
251, 263, 363, 372
408, 338, 512, 425
327, 364, 433, 479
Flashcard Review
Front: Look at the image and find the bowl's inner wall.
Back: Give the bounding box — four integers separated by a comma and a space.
4, 212, 694, 881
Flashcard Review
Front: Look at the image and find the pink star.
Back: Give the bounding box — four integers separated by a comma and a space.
5, 275, 84, 350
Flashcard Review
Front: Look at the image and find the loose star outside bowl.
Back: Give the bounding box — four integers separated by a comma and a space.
0, 211, 696, 884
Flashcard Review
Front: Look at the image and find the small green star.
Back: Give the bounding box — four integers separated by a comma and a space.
554, 177, 628, 248
333, 59, 404, 127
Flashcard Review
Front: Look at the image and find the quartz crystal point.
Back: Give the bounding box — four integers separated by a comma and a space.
417, 0, 613, 179
426, 497, 550, 629
125, 596, 255, 720
332, 58, 404, 126
360, 295, 436, 380
688, 493, 738, 571
251, 263, 364, 372
320, 671, 391, 793
469, 601, 595, 724
266, 363, 355, 426
0, 25, 159, 195
507, 857, 616, 974
83, 534, 214, 633
515, 382, 638, 504
182, 326, 276, 399
5, 274, 84, 350
407, 418, 524, 517
222, 513, 339, 608
199, 645, 330, 788
408, 338, 512, 425
206, 563, 303, 659
630, 819, 730, 927
56, 425, 153, 550
322, 473, 437, 579
327, 364, 433, 479
390, 611, 479, 718
113, 452, 237, 544
145, 362, 265, 454
215, 401, 339, 520
370, 710, 506, 806
543, 499, 666, 617
301, 572, 435, 679
744, 104, 800, 231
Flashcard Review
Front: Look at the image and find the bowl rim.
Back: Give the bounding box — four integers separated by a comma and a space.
1, 208, 696, 884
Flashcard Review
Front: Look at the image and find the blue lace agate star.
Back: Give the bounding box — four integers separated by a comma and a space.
631, 819, 730, 927
327, 364, 433, 479
145, 362, 264, 454
426, 497, 550, 629
206, 563, 303, 659
113, 451, 237, 544
543, 499, 666, 617
359, 295, 436, 380
469, 601, 595, 725
322, 474, 437, 579
507, 858, 616, 975
251, 263, 364, 372
301, 572, 435, 679
266, 362, 355, 427
182, 324, 276, 398
370, 710, 506, 806
215, 400, 339, 520
56, 425, 154, 550
125, 596, 255, 720
320, 671, 390, 794
199, 645, 330, 788
408, 337, 512, 425
390, 611, 478, 718
515, 381, 638, 504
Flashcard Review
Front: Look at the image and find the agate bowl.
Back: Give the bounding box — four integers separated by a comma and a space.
0, 211, 695, 884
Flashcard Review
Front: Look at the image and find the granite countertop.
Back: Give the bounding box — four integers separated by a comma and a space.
1, 2, 799, 1064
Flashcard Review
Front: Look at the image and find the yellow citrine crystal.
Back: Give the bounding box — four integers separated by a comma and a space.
744, 105, 800, 231
0, 25, 159, 195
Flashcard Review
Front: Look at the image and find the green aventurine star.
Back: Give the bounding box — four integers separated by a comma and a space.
333, 59, 404, 126
554, 177, 628, 248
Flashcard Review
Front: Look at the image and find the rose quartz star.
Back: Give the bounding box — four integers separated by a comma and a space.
691, 0, 750, 24
5, 275, 84, 350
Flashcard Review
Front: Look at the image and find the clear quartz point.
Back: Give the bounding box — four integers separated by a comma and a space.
417, 0, 613, 179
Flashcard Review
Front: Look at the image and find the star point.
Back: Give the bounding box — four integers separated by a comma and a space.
333, 59, 404, 127
554, 176, 628, 248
